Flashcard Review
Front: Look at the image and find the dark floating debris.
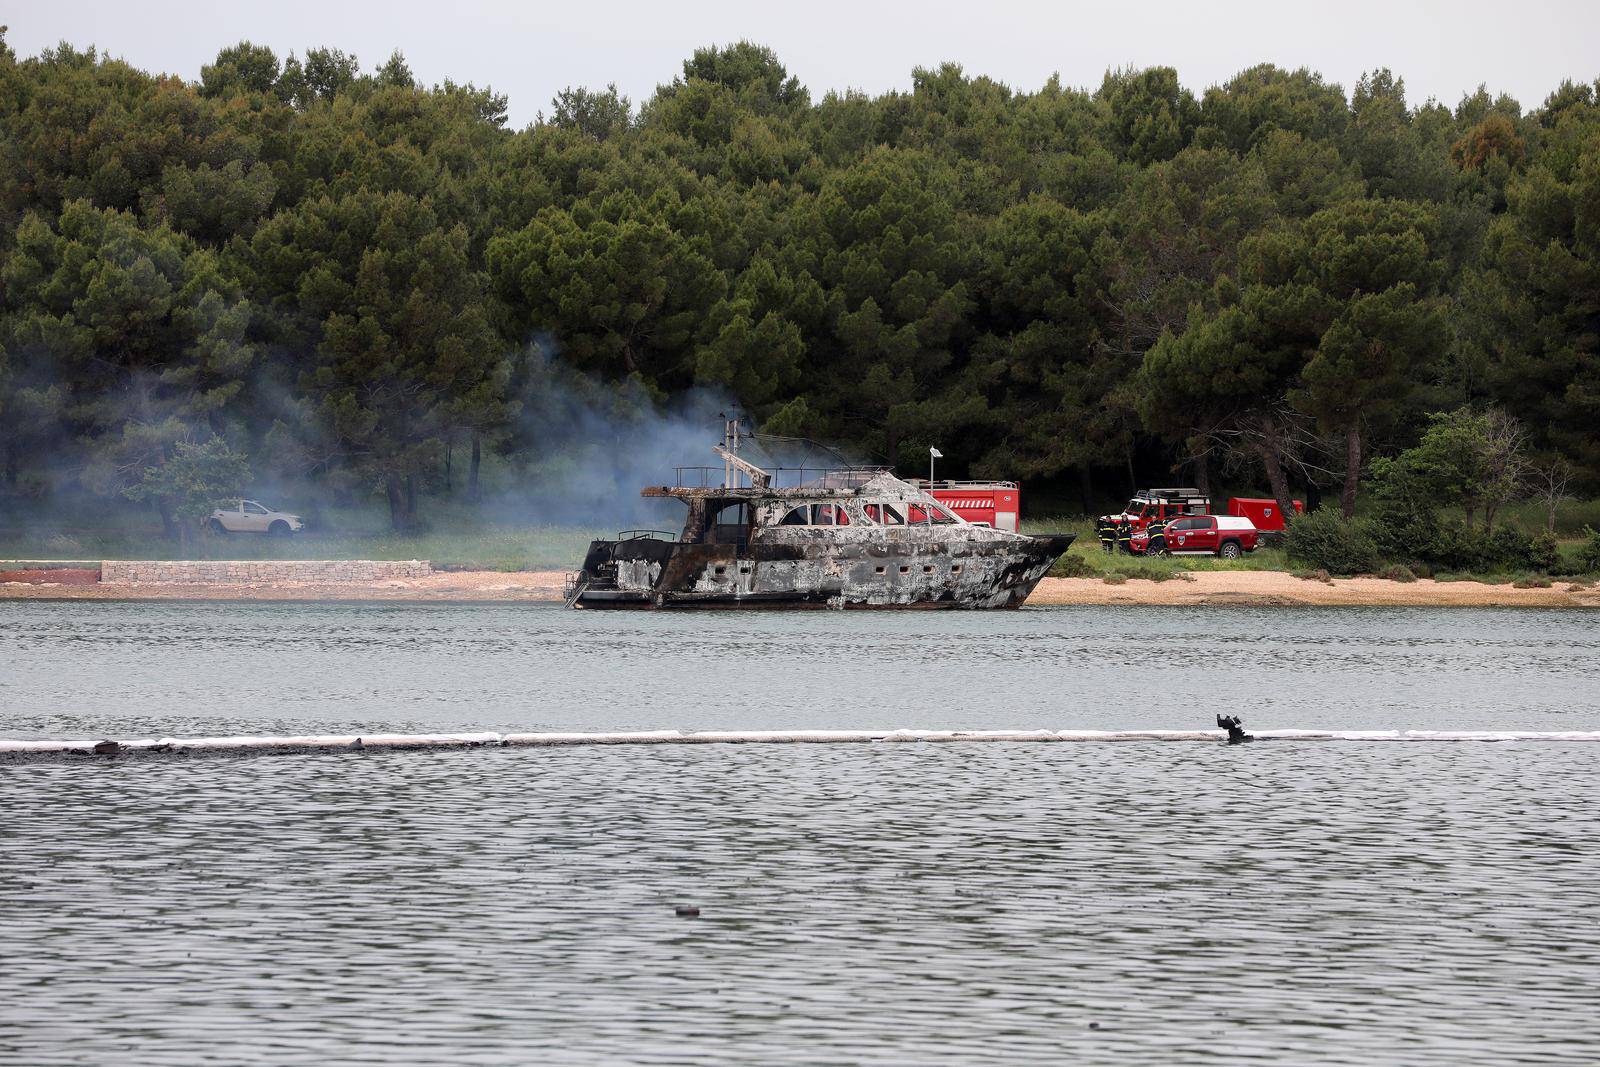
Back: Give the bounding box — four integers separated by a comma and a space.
92, 740, 120, 755
675, 905, 701, 918
1217, 715, 1253, 745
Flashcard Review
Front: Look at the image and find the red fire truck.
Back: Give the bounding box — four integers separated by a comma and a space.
1098, 488, 1304, 552
909, 480, 1022, 531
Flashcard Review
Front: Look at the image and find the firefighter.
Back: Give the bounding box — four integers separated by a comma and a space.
1146, 520, 1167, 556
1116, 518, 1134, 554
1097, 517, 1117, 553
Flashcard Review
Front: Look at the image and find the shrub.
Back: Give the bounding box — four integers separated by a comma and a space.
1513, 575, 1552, 589
1102, 573, 1129, 585
1412, 520, 1550, 574
1291, 568, 1333, 583
1484, 525, 1536, 570
1284, 507, 1382, 575
1422, 519, 1489, 571
1526, 532, 1560, 574
1579, 527, 1600, 575
1381, 564, 1417, 583
1053, 553, 1094, 578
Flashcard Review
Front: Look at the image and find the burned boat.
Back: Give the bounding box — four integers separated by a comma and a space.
567, 426, 1073, 609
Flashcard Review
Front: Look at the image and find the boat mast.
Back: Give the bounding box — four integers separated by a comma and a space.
715, 414, 771, 491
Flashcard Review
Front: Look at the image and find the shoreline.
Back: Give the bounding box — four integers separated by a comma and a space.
1, 568, 1595, 607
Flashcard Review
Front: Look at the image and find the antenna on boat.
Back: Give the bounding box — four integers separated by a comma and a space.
720, 411, 746, 489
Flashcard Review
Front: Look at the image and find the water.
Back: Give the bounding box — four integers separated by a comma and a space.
3, 603, 1600, 1064
2, 602, 1598, 739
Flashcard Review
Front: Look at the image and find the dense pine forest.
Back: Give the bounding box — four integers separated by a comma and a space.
1, 29, 1597, 543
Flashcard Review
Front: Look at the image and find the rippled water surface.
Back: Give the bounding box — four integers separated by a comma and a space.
3, 602, 1600, 1064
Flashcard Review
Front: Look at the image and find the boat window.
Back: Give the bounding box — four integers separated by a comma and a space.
875, 503, 906, 526
811, 503, 849, 526
908, 501, 960, 525
779, 506, 810, 526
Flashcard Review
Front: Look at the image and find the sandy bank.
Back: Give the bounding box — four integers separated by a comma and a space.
1026, 570, 1600, 608
1, 567, 1596, 607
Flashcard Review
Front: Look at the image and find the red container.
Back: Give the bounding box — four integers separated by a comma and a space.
1226, 497, 1303, 532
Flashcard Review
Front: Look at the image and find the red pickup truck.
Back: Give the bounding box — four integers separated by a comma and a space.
1129, 515, 1260, 559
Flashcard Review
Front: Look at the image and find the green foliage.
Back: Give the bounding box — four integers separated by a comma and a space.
0, 35, 1596, 539
121, 436, 251, 548
1284, 506, 1382, 574
1577, 528, 1600, 574
123, 436, 250, 517
1380, 563, 1417, 582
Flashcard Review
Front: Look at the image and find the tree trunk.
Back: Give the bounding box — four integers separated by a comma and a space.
157, 496, 180, 541
1254, 417, 1297, 526
1340, 424, 1362, 519
1191, 451, 1211, 501
1077, 465, 1093, 515
444, 439, 453, 493
385, 475, 413, 532
1125, 450, 1137, 494
469, 433, 482, 502
405, 475, 417, 521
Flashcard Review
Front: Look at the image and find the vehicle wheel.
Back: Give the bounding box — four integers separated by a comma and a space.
1218, 540, 1242, 559
268, 520, 293, 538
208, 518, 228, 536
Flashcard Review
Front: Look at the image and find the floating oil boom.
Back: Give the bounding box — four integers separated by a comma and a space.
565, 419, 1074, 609
7, 729, 1600, 763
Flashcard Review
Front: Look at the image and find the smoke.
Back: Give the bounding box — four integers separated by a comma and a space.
0, 329, 805, 540
479, 342, 743, 531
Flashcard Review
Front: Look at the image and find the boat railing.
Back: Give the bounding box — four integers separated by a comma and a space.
616, 529, 675, 542
672, 466, 730, 488
672, 465, 890, 490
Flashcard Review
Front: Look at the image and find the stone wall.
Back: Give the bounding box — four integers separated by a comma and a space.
101, 560, 433, 584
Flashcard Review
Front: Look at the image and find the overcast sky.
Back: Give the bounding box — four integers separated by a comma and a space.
8, 0, 1598, 127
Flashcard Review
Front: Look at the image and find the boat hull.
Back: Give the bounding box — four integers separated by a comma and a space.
571, 535, 1075, 610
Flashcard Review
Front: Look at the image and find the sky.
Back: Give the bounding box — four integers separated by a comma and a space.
7, 0, 1599, 127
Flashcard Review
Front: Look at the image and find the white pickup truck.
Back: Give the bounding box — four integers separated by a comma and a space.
207, 500, 305, 536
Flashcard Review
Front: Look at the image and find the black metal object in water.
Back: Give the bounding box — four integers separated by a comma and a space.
1217, 715, 1253, 745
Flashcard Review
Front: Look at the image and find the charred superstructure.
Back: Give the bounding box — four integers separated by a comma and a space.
567, 422, 1073, 609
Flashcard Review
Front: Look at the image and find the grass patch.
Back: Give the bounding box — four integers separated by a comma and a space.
0, 509, 609, 571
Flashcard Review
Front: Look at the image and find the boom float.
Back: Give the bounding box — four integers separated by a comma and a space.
6, 729, 1600, 762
